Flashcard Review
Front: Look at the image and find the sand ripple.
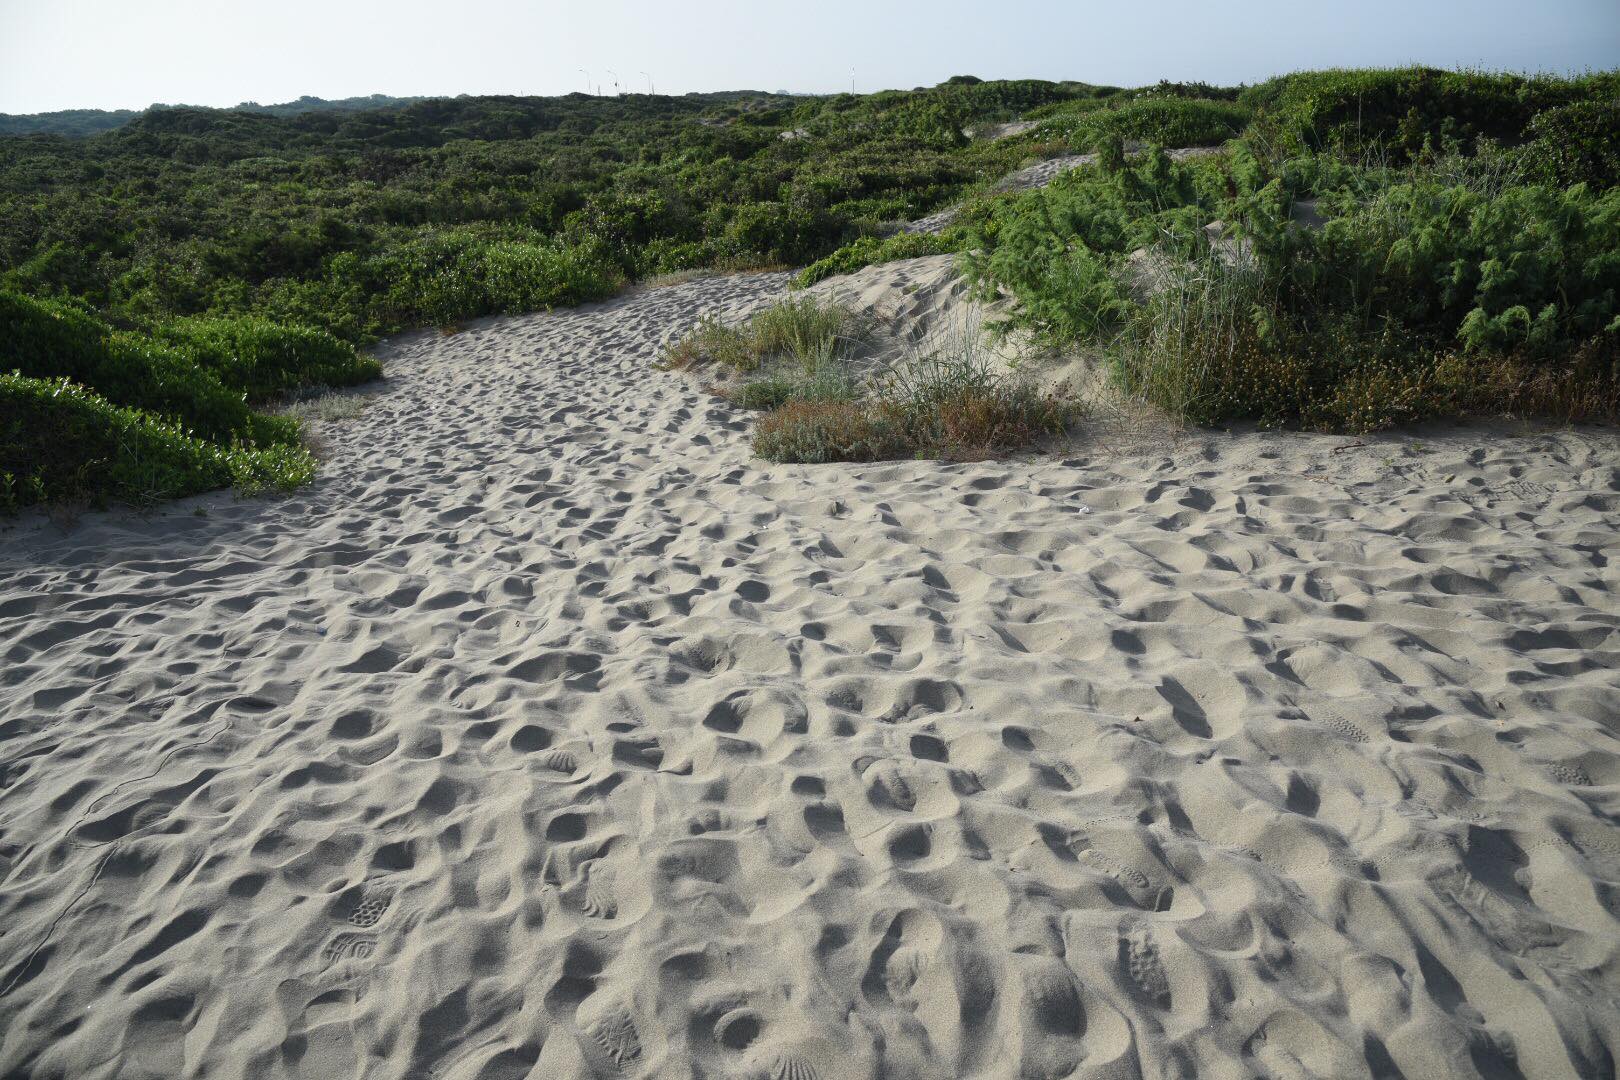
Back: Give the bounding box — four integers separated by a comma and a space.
2, 269, 1619, 1079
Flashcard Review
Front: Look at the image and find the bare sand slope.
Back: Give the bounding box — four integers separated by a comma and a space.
3, 267, 1620, 1080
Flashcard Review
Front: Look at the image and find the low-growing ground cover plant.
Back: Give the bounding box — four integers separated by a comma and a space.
0, 290, 299, 447
0, 373, 315, 511
153, 315, 380, 401
751, 368, 1069, 463
0, 289, 351, 508
732, 360, 859, 411
794, 232, 962, 287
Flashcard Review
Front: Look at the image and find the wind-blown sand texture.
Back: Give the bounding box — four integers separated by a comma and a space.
2, 264, 1619, 1080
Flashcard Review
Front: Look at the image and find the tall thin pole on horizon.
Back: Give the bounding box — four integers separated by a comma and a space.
641, 71, 653, 95
607, 70, 619, 95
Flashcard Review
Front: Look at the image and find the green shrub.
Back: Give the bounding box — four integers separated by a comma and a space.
1038, 96, 1250, 150
0, 373, 314, 511
1238, 67, 1617, 159
962, 147, 1219, 348
721, 200, 846, 266
972, 140, 1620, 432
154, 316, 380, 401
961, 151, 1198, 343
1301, 179, 1620, 357
358, 232, 624, 331
0, 290, 294, 446
733, 360, 858, 410
1520, 100, 1620, 189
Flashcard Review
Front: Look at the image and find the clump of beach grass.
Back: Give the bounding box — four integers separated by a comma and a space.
752, 319, 1073, 463
662, 297, 873, 373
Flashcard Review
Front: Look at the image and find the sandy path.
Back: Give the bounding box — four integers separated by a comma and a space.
2, 269, 1619, 1080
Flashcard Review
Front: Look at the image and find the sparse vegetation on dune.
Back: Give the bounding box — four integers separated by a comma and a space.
794, 231, 963, 288
662, 296, 871, 373
732, 360, 859, 412
671, 301, 1075, 463
751, 362, 1070, 464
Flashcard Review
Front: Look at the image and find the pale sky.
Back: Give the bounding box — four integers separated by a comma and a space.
2, 0, 1617, 115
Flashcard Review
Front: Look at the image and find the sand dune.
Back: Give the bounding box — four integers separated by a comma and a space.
2, 264, 1619, 1079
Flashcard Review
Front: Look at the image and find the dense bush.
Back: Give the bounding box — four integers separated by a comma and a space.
353, 232, 624, 331
0, 290, 297, 446
153, 315, 380, 400
962, 147, 1213, 343
1300, 180, 1620, 356
0, 373, 315, 510
970, 140, 1620, 432
720, 201, 846, 267
1519, 100, 1620, 188
1238, 67, 1618, 159
0, 84, 1066, 347
4, 71, 1612, 358
1036, 96, 1250, 150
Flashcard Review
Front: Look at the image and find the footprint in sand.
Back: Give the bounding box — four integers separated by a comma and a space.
321, 933, 377, 965
1120, 926, 1171, 1007
348, 892, 391, 928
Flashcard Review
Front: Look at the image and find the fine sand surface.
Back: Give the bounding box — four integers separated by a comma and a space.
3, 263, 1620, 1080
